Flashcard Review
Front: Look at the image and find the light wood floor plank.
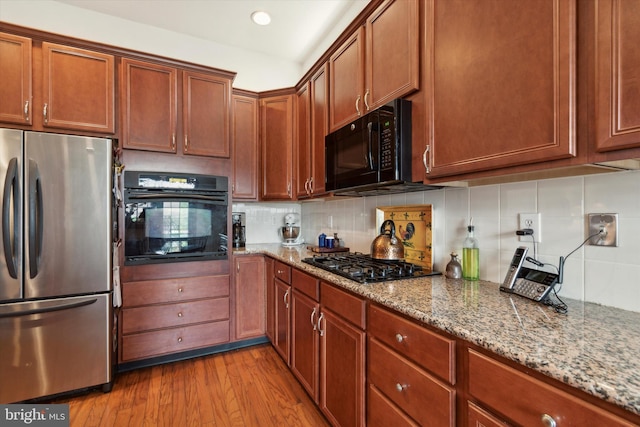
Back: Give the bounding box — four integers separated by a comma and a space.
51, 344, 328, 427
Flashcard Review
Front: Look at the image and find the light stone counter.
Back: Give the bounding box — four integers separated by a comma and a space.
234, 244, 640, 417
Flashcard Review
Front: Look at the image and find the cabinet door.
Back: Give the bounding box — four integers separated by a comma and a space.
365, 0, 420, 110
121, 58, 177, 152
320, 308, 366, 427
234, 255, 266, 340
427, 0, 576, 178
232, 93, 259, 200
0, 32, 32, 125
595, 0, 640, 152
273, 278, 291, 364
265, 258, 275, 342
295, 83, 312, 198
310, 64, 328, 196
291, 290, 320, 402
329, 27, 365, 132
42, 42, 114, 133
183, 70, 231, 157
260, 94, 294, 200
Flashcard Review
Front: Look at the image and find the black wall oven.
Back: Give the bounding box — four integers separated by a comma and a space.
123, 171, 228, 265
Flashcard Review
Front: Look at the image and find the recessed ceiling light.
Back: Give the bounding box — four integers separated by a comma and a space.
251, 10, 271, 26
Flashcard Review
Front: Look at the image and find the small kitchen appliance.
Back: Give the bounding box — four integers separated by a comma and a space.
280, 212, 304, 246
232, 212, 246, 248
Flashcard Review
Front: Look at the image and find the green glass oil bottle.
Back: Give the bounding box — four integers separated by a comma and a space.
462, 219, 479, 280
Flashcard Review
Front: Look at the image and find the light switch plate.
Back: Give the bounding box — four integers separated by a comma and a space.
587, 213, 618, 246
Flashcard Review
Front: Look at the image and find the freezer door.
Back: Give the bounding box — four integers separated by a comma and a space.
0, 293, 112, 403
1, 128, 23, 301
24, 132, 112, 298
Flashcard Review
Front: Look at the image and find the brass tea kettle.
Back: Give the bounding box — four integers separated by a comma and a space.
371, 220, 405, 260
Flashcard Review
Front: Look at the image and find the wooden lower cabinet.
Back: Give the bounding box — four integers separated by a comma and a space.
466, 402, 509, 427
367, 304, 455, 426
119, 274, 230, 363
273, 277, 291, 364
291, 289, 320, 401
233, 255, 266, 340
467, 348, 637, 427
321, 307, 366, 427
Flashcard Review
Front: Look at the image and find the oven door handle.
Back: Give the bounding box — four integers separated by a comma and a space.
127, 193, 227, 203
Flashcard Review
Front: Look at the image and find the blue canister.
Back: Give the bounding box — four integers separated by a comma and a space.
318, 233, 326, 248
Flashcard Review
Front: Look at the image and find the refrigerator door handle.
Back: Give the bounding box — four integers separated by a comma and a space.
28, 159, 44, 279
2, 157, 19, 279
0, 297, 98, 319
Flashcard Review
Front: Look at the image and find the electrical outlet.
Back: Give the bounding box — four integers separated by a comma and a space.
519, 213, 541, 243
587, 213, 618, 246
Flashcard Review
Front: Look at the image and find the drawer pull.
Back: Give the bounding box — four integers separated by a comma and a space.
177, 312, 183, 317
177, 337, 183, 343
395, 383, 407, 392
178, 287, 183, 293
395, 333, 406, 343
541, 414, 557, 427
277, 269, 284, 274
317, 312, 325, 337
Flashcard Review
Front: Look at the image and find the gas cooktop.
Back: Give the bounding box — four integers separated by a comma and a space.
302, 253, 441, 284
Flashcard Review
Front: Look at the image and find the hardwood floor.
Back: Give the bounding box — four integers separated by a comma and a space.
51, 344, 330, 427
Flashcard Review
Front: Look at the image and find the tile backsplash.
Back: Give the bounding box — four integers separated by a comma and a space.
234, 169, 640, 313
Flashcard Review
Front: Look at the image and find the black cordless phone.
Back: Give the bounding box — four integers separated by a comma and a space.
501, 247, 560, 302
501, 247, 528, 291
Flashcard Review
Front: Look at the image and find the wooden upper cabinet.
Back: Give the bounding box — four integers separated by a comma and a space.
0, 32, 32, 126
182, 70, 231, 157
260, 94, 294, 200
365, 0, 419, 110
297, 63, 329, 199
121, 58, 178, 153
426, 0, 576, 178
42, 42, 115, 134
232, 92, 259, 200
310, 64, 329, 197
295, 83, 312, 198
594, 0, 640, 153
329, 27, 365, 132
329, 0, 419, 132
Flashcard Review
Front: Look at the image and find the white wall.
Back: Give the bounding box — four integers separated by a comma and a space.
299, 170, 640, 313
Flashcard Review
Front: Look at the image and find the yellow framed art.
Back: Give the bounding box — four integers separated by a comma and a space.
375, 205, 433, 270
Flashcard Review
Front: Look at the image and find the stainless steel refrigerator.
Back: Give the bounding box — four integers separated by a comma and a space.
1, 129, 113, 403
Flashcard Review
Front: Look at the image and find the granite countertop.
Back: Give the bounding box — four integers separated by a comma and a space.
234, 244, 640, 417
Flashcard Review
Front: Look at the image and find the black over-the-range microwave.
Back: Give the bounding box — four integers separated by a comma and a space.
325, 98, 421, 195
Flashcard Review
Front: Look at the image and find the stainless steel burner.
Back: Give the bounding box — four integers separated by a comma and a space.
302, 253, 440, 284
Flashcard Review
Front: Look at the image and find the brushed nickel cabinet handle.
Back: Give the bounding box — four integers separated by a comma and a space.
284, 289, 290, 309
422, 145, 431, 174
355, 95, 361, 116
184, 134, 188, 152
541, 414, 557, 427
311, 307, 317, 330
24, 100, 30, 121
364, 89, 370, 111
172, 134, 176, 151
43, 103, 48, 124
317, 312, 325, 336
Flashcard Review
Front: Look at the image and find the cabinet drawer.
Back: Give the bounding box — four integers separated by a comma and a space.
274, 261, 291, 284
368, 385, 419, 427
121, 320, 230, 362
321, 281, 365, 329
123, 275, 229, 306
368, 337, 455, 427
368, 304, 455, 384
468, 349, 636, 427
292, 268, 319, 300
122, 298, 229, 334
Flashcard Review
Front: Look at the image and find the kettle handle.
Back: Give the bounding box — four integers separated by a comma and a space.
380, 219, 396, 236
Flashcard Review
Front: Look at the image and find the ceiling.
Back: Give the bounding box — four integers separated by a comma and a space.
56, 0, 369, 65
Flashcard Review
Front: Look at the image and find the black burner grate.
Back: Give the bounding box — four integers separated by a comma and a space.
302, 253, 440, 284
